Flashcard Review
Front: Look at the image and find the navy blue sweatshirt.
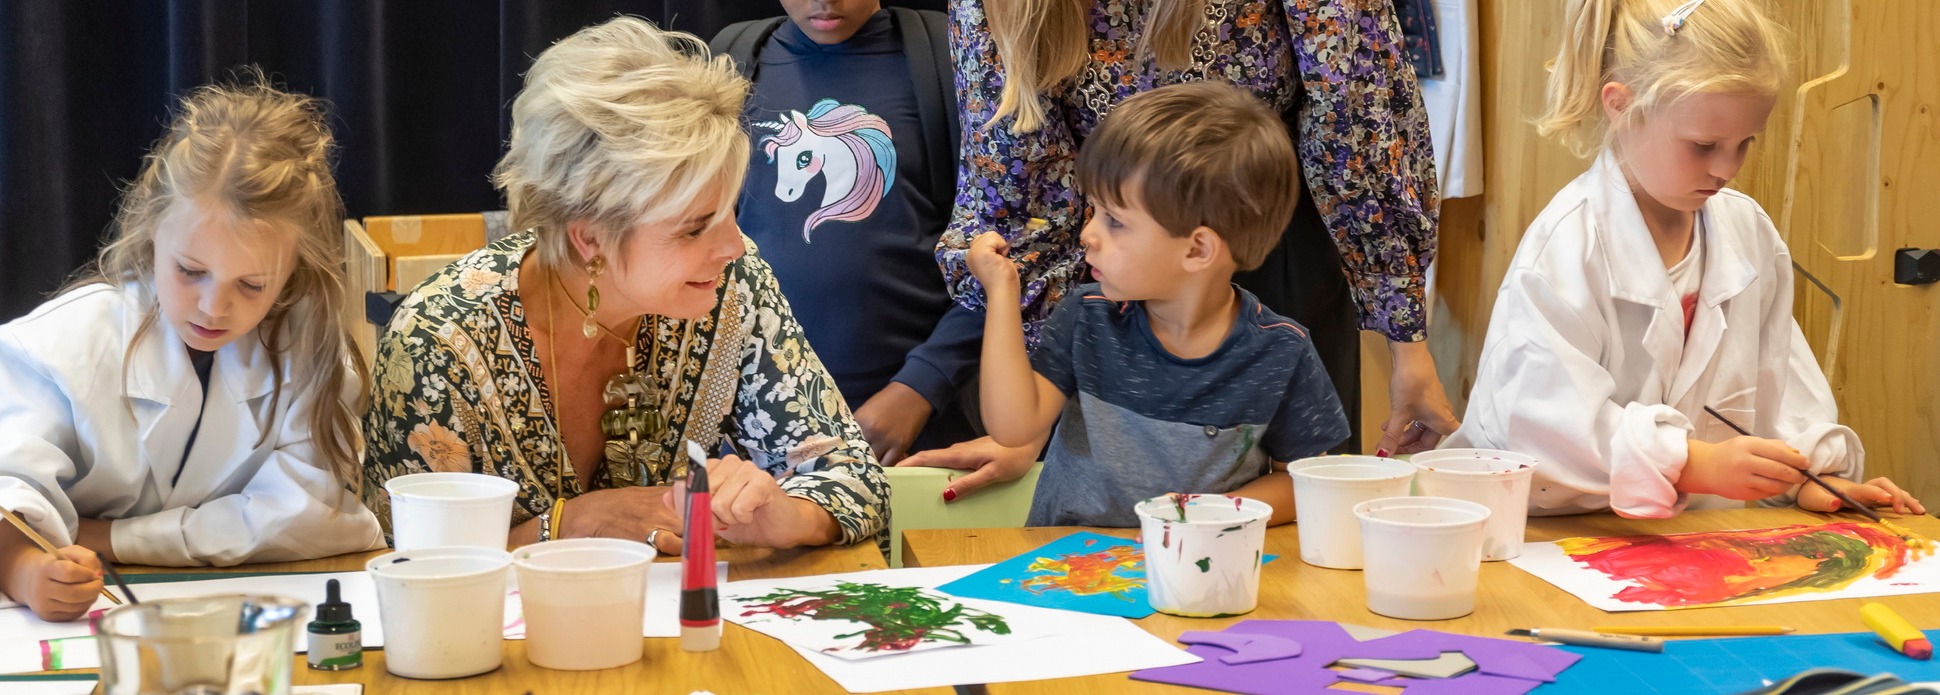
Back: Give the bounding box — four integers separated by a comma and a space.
736, 11, 979, 445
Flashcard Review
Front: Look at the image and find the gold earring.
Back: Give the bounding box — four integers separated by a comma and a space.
583, 255, 605, 339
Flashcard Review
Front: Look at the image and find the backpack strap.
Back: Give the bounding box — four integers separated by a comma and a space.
889, 7, 960, 210
709, 17, 788, 82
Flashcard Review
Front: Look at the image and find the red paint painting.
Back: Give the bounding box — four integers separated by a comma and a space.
1555, 522, 1934, 608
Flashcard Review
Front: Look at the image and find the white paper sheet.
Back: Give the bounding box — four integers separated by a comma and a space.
1510, 527, 1940, 612
760, 565, 1198, 692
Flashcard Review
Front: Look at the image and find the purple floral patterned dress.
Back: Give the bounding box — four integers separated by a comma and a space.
937, 0, 1440, 344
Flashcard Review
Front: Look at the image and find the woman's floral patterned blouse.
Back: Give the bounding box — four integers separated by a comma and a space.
361, 232, 888, 549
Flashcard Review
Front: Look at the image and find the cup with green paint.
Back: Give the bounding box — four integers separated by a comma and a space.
1134, 494, 1273, 617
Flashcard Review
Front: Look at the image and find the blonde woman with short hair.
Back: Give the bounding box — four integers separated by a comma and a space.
361, 16, 888, 555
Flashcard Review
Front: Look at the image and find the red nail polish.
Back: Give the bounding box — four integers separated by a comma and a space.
942, 488, 958, 503
1375, 449, 1392, 458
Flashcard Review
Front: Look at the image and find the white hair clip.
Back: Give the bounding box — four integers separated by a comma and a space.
1662, 0, 1707, 36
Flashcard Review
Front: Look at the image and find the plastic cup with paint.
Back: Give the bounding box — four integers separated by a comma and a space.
1354, 496, 1491, 620
1288, 456, 1417, 569
366, 546, 512, 679
1133, 494, 1273, 617
512, 538, 658, 670
385, 472, 520, 551
1410, 449, 1539, 561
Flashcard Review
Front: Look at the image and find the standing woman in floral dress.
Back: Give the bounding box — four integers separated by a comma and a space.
908, 0, 1459, 495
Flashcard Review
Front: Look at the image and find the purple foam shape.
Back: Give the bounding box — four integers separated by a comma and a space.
1133, 621, 1579, 695
1178, 630, 1304, 664
1336, 667, 1396, 683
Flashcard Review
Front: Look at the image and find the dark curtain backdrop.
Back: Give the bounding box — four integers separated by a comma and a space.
0, 0, 943, 321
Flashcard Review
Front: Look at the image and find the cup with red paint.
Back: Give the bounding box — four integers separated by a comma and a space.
1133, 494, 1273, 617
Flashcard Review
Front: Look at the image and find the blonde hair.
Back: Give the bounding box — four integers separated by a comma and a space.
985, 0, 1207, 133
494, 16, 751, 271
1537, 0, 1787, 157
1074, 82, 1297, 270
71, 67, 369, 490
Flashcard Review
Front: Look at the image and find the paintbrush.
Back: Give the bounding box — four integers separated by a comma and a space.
1701, 407, 1928, 548
0, 507, 123, 606
1701, 406, 1882, 522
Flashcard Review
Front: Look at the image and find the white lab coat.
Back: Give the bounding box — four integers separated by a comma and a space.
0, 283, 383, 567
1445, 153, 1862, 518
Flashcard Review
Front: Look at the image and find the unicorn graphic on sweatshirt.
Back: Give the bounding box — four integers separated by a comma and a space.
756, 99, 895, 243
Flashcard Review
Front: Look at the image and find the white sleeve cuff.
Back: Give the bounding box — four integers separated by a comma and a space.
1608, 403, 1695, 519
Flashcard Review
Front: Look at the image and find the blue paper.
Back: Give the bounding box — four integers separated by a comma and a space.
1537, 629, 1940, 694
936, 531, 1279, 619
937, 532, 1156, 618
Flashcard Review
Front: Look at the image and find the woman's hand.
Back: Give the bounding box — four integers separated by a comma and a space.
660, 455, 841, 553
895, 435, 1040, 502
1376, 340, 1461, 456
555, 485, 683, 549
1799, 475, 1927, 515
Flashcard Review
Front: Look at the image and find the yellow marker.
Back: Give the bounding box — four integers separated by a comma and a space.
1861, 602, 1932, 660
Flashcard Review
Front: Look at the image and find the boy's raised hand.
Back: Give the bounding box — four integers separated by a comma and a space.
5, 545, 104, 622
1679, 436, 1809, 501
1799, 475, 1927, 516
965, 233, 1019, 295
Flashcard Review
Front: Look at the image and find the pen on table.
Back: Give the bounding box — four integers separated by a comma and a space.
680, 440, 722, 652
1506, 628, 1664, 652
1862, 602, 1932, 660
1593, 626, 1794, 636
0, 506, 122, 606
1701, 406, 1883, 524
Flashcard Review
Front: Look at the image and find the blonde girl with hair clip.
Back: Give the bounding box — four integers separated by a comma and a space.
0, 69, 383, 621
1445, 0, 1924, 518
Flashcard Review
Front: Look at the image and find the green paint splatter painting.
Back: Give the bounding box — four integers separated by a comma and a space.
736, 581, 1013, 654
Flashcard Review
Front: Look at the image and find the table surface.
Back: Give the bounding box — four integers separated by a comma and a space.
902, 508, 1940, 695
32, 507, 1937, 694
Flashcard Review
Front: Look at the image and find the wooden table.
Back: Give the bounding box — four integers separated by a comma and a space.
903, 508, 1940, 694
80, 542, 893, 694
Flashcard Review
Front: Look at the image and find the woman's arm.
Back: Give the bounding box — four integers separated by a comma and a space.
724, 253, 889, 549
938, 0, 1089, 341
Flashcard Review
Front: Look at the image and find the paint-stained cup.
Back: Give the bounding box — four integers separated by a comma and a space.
1411, 449, 1539, 561
385, 472, 519, 551
367, 546, 512, 679
1289, 457, 1417, 569
1134, 494, 1273, 617
1354, 496, 1491, 620
513, 539, 657, 670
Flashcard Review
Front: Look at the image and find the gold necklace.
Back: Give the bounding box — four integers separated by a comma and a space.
540, 263, 683, 492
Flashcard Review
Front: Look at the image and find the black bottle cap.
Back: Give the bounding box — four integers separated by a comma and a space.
316, 578, 354, 623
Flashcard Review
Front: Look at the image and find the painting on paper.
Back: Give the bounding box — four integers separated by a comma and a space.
724, 575, 1030, 660
1510, 522, 1938, 611
936, 531, 1155, 618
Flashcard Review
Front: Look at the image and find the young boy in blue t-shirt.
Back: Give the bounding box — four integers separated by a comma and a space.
967, 81, 1350, 528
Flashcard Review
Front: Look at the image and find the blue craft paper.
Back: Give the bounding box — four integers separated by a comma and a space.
1536, 629, 1940, 694
935, 531, 1283, 619
936, 532, 1155, 618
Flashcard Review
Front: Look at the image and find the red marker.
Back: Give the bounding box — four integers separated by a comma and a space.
680, 440, 721, 652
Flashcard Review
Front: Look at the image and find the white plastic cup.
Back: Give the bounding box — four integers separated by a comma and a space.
1410, 449, 1540, 561
366, 546, 512, 679
512, 539, 658, 670
1288, 457, 1416, 569
385, 472, 519, 551
1354, 496, 1491, 620
1133, 495, 1273, 617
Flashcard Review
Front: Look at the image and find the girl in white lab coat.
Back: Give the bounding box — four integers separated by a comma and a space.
1446, 0, 1923, 518
0, 72, 382, 621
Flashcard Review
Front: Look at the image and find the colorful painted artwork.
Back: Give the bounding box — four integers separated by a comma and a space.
725, 574, 1031, 660
1510, 522, 1939, 612
937, 532, 1156, 618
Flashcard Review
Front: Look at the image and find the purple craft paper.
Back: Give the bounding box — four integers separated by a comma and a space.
1178, 631, 1304, 664
1131, 621, 1578, 695
1336, 667, 1396, 683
